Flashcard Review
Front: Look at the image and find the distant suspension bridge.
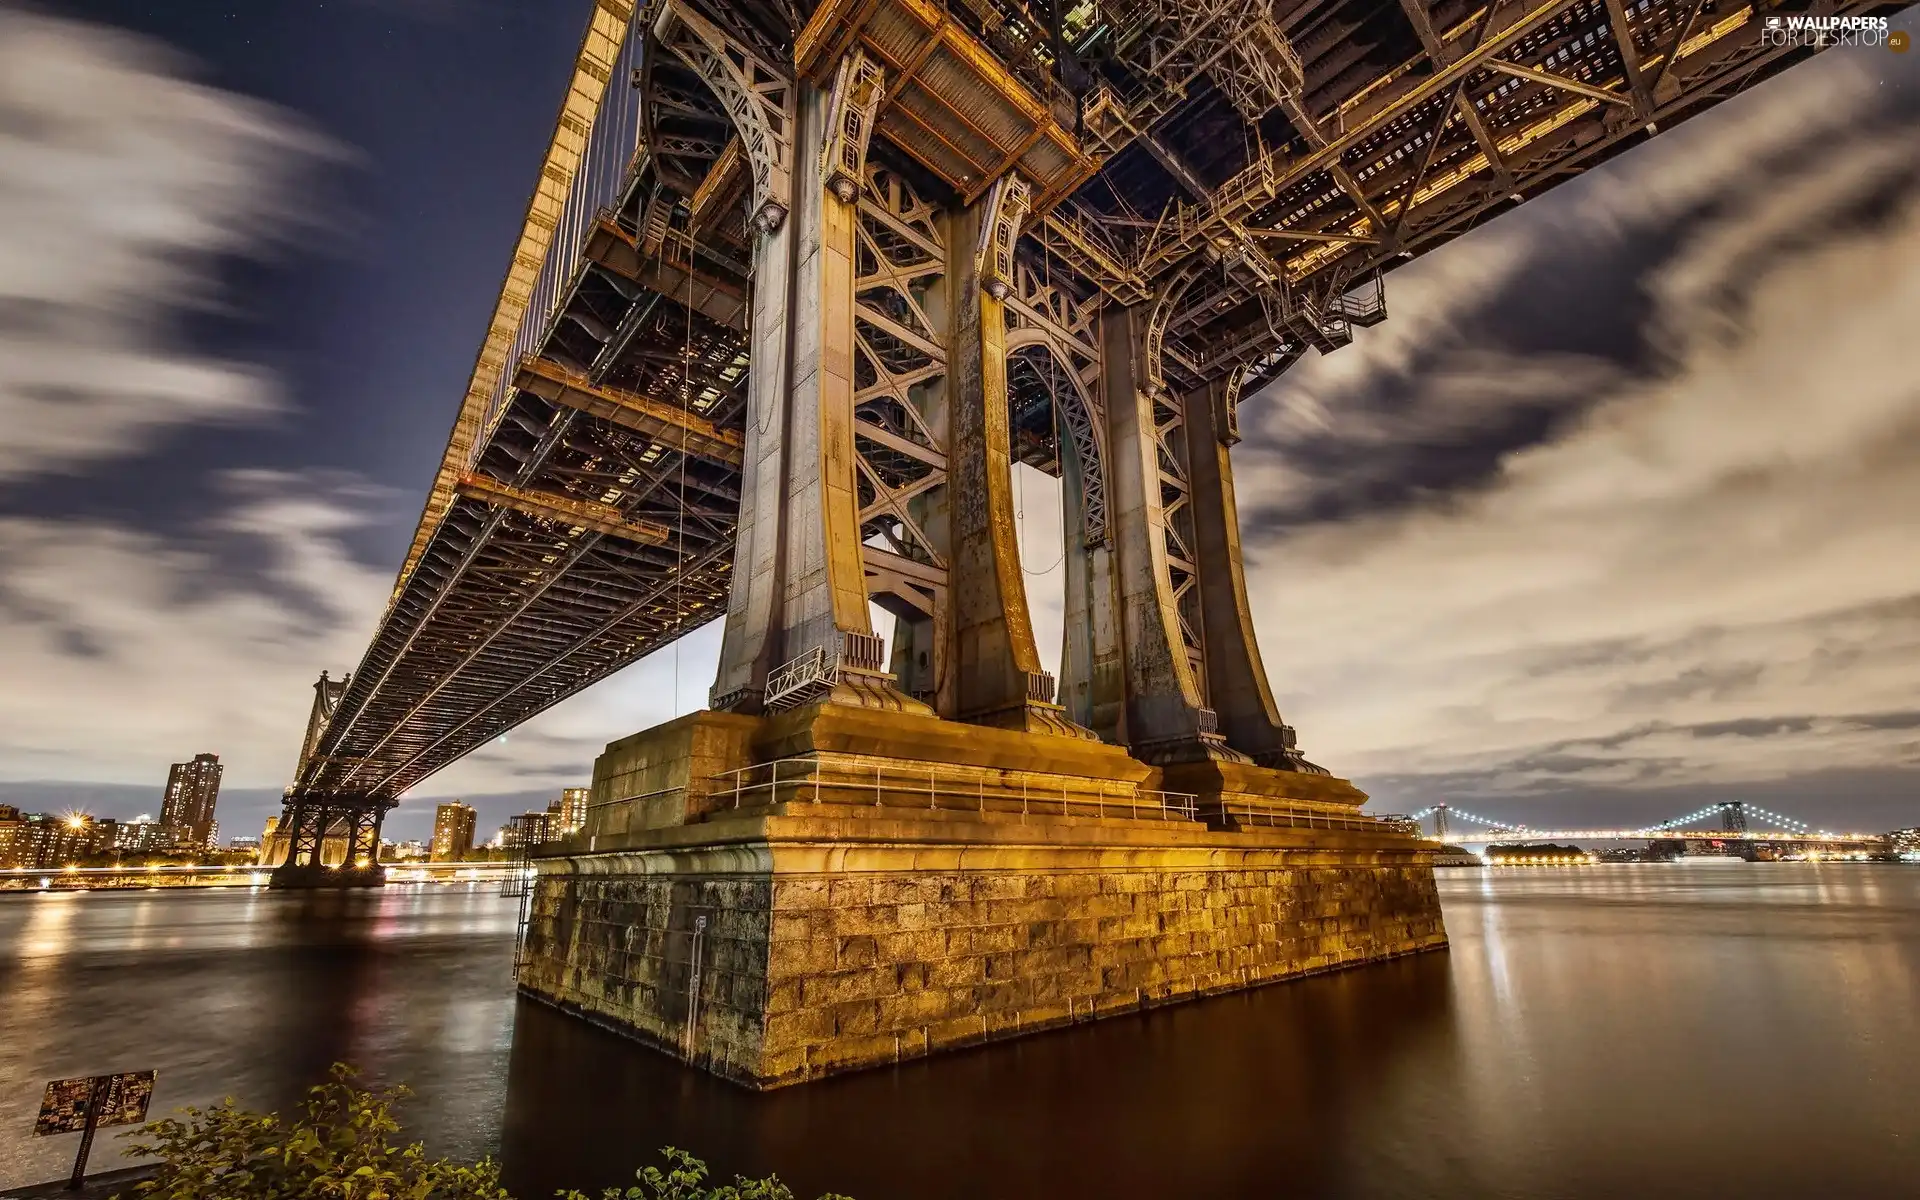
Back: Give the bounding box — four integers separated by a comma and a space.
1408, 801, 1882, 846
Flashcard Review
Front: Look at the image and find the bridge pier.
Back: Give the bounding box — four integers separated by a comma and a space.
268, 797, 389, 889
517, 701, 1444, 1089
511, 22, 1444, 1087
268, 671, 391, 889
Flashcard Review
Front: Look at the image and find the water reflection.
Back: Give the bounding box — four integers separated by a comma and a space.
4, 867, 1918, 1198
0, 886, 518, 1188
501, 955, 1456, 1200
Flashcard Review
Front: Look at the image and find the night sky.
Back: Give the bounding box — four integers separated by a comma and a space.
4, 2, 1917, 842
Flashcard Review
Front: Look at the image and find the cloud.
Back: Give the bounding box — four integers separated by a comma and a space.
0, 473, 394, 787
0, 6, 334, 480
0, 469, 745, 824
1232, 46, 1920, 808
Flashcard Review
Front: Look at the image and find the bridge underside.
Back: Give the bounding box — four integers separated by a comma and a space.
273, 0, 1889, 895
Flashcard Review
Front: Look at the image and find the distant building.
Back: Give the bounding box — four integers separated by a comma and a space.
0, 806, 27, 867
114, 818, 167, 854
5, 813, 98, 869
555, 787, 589, 835
431, 802, 477, 863
501, 812, 553, 853
160, 753, 224, 850
229, 835, 262, 854
1891, 827, 1919, 861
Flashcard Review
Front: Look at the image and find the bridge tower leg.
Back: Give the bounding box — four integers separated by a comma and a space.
686, 31, 922, 716
1089, 294, 1326, 776
1184, 373, 1322, 771
269, 798, 388, 889
1095, 302, 1231, 764
682, 32, 1085, 735
947, 178, 1093, 737
269, 669, 389, 889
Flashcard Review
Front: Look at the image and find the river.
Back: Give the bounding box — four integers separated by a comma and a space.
2, 864, 1916, 1199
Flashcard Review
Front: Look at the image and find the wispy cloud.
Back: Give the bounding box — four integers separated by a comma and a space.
0, 7, 334, 480
0, 472, 393, 784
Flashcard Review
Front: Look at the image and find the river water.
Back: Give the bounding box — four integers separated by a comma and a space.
2, 864, 1916, 1199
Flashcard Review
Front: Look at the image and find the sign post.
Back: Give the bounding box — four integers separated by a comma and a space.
33, 1071, 156, 1191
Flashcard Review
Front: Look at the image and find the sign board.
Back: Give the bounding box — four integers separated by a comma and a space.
34, 1071, 156, 1136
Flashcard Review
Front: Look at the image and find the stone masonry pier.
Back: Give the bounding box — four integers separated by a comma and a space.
515, 707, 1447, 1089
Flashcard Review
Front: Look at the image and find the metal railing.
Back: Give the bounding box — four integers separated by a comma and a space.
1216, 804, 1406, 833
706, 757, 1201, 823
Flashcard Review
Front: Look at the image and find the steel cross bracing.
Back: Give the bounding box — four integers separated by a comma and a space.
1044, 0, 1901, 393
289, 0, 1893, 815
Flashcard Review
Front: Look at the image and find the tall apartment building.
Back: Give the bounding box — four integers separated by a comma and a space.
555, 787, 589, 835
430, 801, 477, 863
160, 753, 223, 850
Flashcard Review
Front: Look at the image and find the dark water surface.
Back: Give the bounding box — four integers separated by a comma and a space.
3, 866, 1917, 1198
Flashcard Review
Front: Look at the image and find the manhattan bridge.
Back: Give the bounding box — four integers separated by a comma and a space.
267, 0, 1892, 883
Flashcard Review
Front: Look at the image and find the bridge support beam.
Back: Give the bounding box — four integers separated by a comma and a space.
1182, 374, 1322, 772
947, 180, 1093, 738
270, 671, 389, 888
1097, 303, 1238, 764
1058, 414, 1125, 743
268, 796, 389, 889
708, 78, 922, 715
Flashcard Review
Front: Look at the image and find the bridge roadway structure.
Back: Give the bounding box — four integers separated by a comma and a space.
1415, 801, 1887, 846
1444, 829, 1885, 844
268, 0, 1897, 886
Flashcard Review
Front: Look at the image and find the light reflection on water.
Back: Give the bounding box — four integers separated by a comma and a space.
1, 866, 1916, 1198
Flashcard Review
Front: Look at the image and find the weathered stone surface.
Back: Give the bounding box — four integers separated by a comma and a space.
579, 710, 760, 837
516, 703, 1447, 1089
518, 824, 1445, 1089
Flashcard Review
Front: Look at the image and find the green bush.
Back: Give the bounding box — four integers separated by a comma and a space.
118, 1064, 849, 1200
559, 1146, 851, 1200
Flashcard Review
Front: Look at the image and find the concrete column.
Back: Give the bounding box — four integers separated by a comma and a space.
1183, 375, 1320, 770
1098, 305, 1238, 763
947, 199, 1091, 737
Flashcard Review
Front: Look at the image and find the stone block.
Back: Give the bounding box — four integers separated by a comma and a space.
925, 1013, 988, 1050
836, 934, 877, 969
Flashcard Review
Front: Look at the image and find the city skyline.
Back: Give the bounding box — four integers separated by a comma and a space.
0, 4, 1915, 843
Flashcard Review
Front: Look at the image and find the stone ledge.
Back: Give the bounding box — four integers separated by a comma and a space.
549, 803, 1429, 862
